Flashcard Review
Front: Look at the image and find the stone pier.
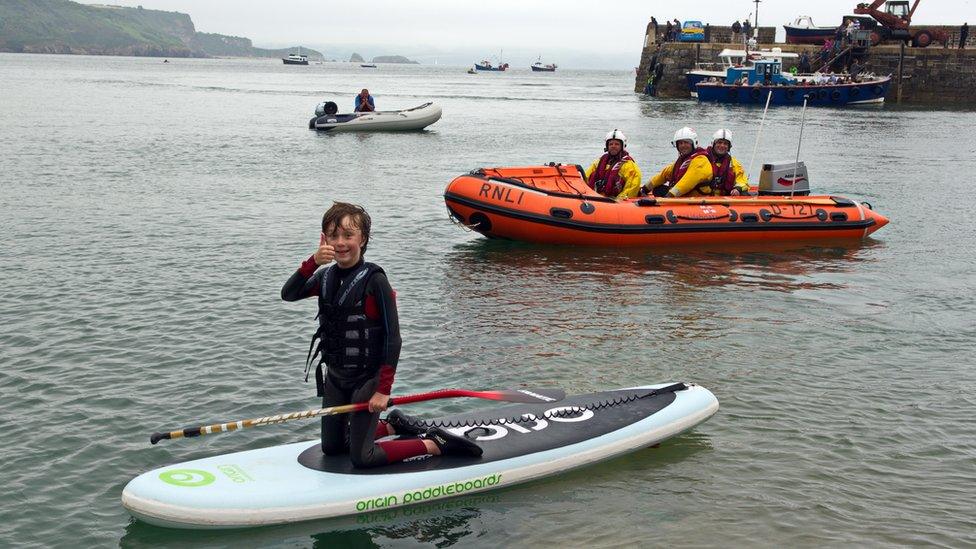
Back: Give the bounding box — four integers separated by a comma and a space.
635, 25, 976, 106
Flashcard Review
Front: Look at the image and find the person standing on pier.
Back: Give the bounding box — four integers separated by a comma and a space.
961, 23, 969, 49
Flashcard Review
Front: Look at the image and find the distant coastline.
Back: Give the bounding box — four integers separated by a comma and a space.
0, 0, 322, 60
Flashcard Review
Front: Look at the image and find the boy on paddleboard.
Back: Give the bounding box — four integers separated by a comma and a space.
281, 202, 481, 467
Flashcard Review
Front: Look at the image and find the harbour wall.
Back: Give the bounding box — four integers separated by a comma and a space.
635, 25, 976, 106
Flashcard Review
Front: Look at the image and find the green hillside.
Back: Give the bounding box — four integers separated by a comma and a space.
0, 0, 321, 59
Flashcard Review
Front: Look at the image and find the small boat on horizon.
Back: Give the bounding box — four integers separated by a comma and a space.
282, 51, 309, 65
360, 63, 377, 68
474, 60, 509, 71
531, 56, 557, 72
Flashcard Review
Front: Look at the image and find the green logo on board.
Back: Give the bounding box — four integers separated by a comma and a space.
159, 468, 216, 487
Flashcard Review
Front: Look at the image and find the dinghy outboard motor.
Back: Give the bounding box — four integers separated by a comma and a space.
314, 101, 339, 116
758, 161, 811, 196
310, 101, 340, 129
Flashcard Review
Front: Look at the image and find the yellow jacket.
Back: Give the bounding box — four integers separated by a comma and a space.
648, 154, 749, 197
585, 157, 643, 199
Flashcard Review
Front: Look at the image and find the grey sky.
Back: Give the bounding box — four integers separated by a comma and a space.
82, 1, 975, 68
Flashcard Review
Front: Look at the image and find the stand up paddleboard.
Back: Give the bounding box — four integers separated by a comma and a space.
122, 382, 718, 529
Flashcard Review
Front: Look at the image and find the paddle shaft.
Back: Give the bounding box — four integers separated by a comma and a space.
149, 388, 564, 445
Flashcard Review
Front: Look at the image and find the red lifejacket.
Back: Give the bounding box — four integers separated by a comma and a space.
705, 146, 737, 195
587, 151, 634, 197
668, 147, 708, 185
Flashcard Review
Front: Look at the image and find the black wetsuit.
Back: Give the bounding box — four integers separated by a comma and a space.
282, 257, 402, 468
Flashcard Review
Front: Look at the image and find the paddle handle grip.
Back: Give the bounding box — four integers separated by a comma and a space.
150, 427, 203, 445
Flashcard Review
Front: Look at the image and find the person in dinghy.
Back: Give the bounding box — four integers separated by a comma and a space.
642, 126, 748, 198
281, 202, 482, 467
584, 129, 643, 200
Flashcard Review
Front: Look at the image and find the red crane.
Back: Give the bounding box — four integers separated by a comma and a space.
853, 0, 947, 47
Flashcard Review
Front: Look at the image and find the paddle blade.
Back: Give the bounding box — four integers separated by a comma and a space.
468, 388, 566, 403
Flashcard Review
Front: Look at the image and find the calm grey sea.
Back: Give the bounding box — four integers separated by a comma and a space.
1, 53, 975, 547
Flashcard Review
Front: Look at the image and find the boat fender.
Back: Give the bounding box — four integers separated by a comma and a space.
830, 89, 842, 101
759, 208, 773, 222
580, 202, 595, 214
727, 87, 738, 99
816, 209, 828, 221
728, 209, 738, 222
785, 88, 796, 100
666, 210, 678, 223
872, 85, 884, 96
830, 212, 848, 222
740, 212, 759, 223
817, 89, 827, 100
550, 207, 573, 219
750, 88, 762, 100
850, 86, 860, 97
645, 215, 666, 225
469, 212, 492, 231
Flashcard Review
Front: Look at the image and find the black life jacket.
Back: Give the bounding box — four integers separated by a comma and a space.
305, 262, 385, 395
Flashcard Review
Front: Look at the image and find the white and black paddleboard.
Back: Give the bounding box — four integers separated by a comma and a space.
122, 382, 718, 529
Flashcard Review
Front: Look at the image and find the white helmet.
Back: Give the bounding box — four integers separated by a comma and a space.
604, 129, 628, 151
712, 128, 733, 148
671, 127, 698, 148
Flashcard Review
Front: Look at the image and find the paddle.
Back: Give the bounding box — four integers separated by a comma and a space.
149, 387, 566, 445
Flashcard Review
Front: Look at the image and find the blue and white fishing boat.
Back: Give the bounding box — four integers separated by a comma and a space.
685, 48, 799, 97
474, 60, 509, 71
695, 58, 891, 106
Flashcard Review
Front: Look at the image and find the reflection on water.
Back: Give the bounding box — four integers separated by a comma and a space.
443, 237, 882, 295
119, 494, 498, 548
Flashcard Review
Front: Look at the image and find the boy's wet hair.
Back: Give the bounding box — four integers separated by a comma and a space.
322, 202, 371, 254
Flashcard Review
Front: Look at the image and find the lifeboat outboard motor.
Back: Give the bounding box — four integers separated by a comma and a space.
758, 161, 811, 196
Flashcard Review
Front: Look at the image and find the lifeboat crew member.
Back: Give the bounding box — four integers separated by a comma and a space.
584, 129, 643, 200
641, 127, 749, 198
282, 202, 482, 468
703, 129, 749, 196
642, 127, 708, 197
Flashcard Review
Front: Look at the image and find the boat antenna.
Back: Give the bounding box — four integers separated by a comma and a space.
746, 89, 774, 182
790, 94, 810, 198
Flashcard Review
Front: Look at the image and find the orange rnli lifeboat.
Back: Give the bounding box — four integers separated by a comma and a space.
444, 165, 889, 247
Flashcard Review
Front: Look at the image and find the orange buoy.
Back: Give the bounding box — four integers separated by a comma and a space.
444, 165, 889, 247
